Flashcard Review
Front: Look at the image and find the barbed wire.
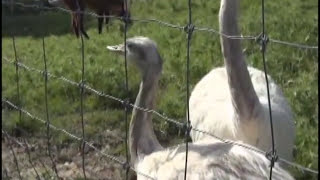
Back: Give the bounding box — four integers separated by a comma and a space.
2, 57, 318, 175
4, 127, 54, 178
2, 99, 157, 180
2, 129, 42, 180
1, 0, 318, 50
2, 130, 116, 179
2, 162, 10, 179
122, 0, 130, 179
2, 128, 128, 179
269, 38, 318, 49
259, 0, 276, 179
78, 10, 87, 179
10, 34, 23, 180
40, 33, 61, 180
194, 26, 258, 40
2, 0, 319, 178
2, 129, 23, 180
184, 0, 193, 178
2, 56, 183, 125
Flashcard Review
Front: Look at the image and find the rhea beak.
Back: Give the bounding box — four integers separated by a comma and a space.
106, 44, 125, 55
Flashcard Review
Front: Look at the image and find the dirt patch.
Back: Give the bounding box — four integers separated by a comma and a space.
2, 129, 131, 180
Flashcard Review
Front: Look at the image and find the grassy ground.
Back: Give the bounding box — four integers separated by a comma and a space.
2, 0, 318, 179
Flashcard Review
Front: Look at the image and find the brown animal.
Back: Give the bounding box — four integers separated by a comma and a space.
61, 0, 131, 39
61, 0, 88, 38
86, 0, 130, 34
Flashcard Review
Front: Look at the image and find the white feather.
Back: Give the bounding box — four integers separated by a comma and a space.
189, 0, 295, 162
107, 36, 294, 180
189, 67, 295, 161
137, 139, 294, 180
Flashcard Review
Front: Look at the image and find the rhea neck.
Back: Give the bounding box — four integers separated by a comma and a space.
219, 0, 261, 120
129, 66, 163, 167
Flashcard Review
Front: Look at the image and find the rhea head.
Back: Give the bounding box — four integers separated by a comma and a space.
107, 36, 163, 79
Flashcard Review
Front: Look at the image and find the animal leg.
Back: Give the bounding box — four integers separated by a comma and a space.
98, 12, 104, 34
72, 13, 80, 38
79, 13, 89, 39
71, 0, 89, 39
105, 11, 110, 32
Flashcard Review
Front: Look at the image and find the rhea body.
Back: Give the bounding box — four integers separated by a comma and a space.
189, 0, 295, 161
107, 36, 294, 180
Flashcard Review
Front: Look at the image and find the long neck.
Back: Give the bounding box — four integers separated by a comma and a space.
129, 71, 162, 166
219, 0, 260, 120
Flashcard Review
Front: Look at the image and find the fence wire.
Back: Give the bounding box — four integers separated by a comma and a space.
11, 27, 23, 180
2, 57, 318, 175
41, 35, 61, 180
184, 0, 193, 179
1, 0, 318, 50
3, 129, 23, 180
78, 15, 87, 180
2, 99, 157, 180
4, 125, 55, 178
2, 0, 319, 179
3, 132, 54, 179
123, 0, 130, 179
259, 0, 276, 179
2, 130, 42, 180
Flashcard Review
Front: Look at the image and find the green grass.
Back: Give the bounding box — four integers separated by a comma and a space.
2, 0, 318, 179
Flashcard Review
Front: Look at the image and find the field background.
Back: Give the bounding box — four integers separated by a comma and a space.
2, 0, 318, 179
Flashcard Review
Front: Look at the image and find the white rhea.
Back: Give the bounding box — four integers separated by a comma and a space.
107, 36, 294, 180
189, 0, 295, 161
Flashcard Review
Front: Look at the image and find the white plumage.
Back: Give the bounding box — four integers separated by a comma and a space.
189, 0, 295, 161
189, 67, 295, 161
107, 36, 294, 180
137, 139, 294, 180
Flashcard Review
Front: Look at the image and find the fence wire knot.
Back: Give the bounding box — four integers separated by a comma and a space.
121, 11, 131, 25
2, 99, 8, 106
78, 80, 85, 89
183, 122, 192, 138
184, 23, 195, 37
44, 120, 50, 127
122, 161, 130, 171
122, 98, 131, 112
42, 70, 48, 78
266, 149, 278, 168
13, 60, 19, 66
256, 33, 269, 52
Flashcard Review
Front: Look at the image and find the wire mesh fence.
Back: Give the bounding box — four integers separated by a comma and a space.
2, 0, 318, 179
